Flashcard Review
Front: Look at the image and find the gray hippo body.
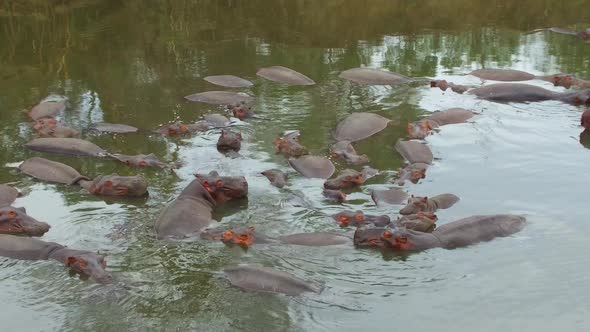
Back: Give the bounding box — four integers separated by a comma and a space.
468, 83, 590, 105
24, 138, 109, 157
224, 265, 322, 295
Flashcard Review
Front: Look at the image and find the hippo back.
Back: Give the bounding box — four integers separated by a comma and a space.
19, 157, 89, 185
468, 84, 557, 103
0, 234, 62, 260
434, 215, 525, 249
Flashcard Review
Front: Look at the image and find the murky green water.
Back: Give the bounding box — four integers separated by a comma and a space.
1, 1, 590, 331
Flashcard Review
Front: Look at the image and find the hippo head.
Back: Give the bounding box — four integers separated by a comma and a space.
407, 120, 437, 139
342, 151, 370, 165
551, 74, 575, 88
0, 206, 50, 236
113, 153, 168, 168
220, 227, 256, 248
274, 137, 306, 157
324, 171, 364, 190
88, 175, 148, 197
63, 249, 112, 284
231, 103, 254, 120
332, 210, 365, 227
399, 195, 429, 215
569, 90, 590, 106
161, 122, 189, 137
33, 118, 58, 131
194, 171, 248, 204
353, 227, 416, 251
217, 130, 242, 151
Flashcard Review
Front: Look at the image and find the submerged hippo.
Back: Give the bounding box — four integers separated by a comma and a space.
322, 189, 346, 203
581, 110, 590, 130
0, 206, 50, 236
329, 140, 369, 165
204, 75, 253, 88
396, 213, 438, 232
111, 153, 169, 169
256, 66, 315, 86
544, 27, 590, 40
334, 112, 390, 142
217, 130, 242, 152
201, 226, 275, 248
28, 99, 67, 120
0, 184, 20, 207
261, 169, 288, 188
399, 194, 460, 215
354, 214, 526, 251
0, 234, 112, 283
91, 122, 139, 134
155, 121, 209, 137
24, 138, 109, 157
339, 67, 413, 86
155, 172, 248, 239
407, 108, 475, 139
371, 188, 408, 207
331, 210, 390, 227
32, 118, 80, 138
224, 265, 322, 296
394, 140, 434, 164
19, 157, 148, 197
468, 83, 590, 105
185, 91, 254, 106
275, 131, 307, 157
324, 169, 365, 190
289, 155, 335, 179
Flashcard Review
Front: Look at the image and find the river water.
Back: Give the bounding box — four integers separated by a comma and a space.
1, 1, 589, 331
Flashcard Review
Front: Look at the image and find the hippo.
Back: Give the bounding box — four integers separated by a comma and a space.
469, 68, 535, 81
0, 234, 112, 283
277, 232, 351, 246
430, 80, 473, 94
80, 175, 148, 198
224, 265, 322, 296
322, 189, 346, 203
91, 122, 139, 134
329, 140, 369, 165
289, 155, 335, 179
155, 172, 248, 239
394, 163, 428, 186
185, 91, 254, 106
467, 83, 590, 105
201, 226, 275, 248
371, 188, 408, 207
396, 213, 438, 232
24, 138, 109, 157
407, 108, 475, 139
261, 169, 288, 188
360, 166, 380, 181
331, 210, 390, 227
111, 153, 169, 169
581, 110, 590, 130
204, 114, 231, 128
275, 132, 307, 157
19, 157, 149, 197
0, 184, 20, 207
28, 99, 67, 120
353, 214, 526, 251
217, 130, 242, 152
256, 66, 315, 86
399, 194, 460, 215
204, 75, 253, 88
544, 27, 590, 40
334, 112, 391, 143
324, 169, 365, 190
0, 206, 50, 236
394, 140, 434, 164
339, 67, 413, 86
155, 121, 209, 137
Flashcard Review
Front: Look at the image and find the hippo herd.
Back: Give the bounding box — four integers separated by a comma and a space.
1, 63, 589, 296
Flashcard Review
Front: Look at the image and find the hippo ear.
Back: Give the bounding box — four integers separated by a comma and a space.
66, 256, 77, 267
16, 207, 26, 214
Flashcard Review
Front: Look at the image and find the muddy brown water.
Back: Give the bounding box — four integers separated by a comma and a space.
1, 1, 590, 331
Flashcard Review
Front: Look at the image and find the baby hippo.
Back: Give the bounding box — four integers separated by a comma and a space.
217, 129, 242, 152
324, 169, 365, 190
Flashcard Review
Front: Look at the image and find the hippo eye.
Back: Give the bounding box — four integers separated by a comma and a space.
7, 211, 17, 219
382, 230, 392, 239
